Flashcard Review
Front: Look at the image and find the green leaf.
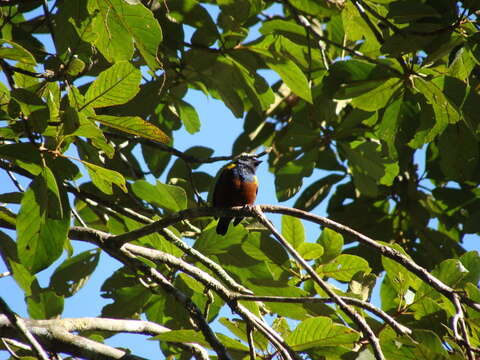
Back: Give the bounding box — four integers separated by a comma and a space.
91, 115, 170, 144
414, 76, 460, 129
381, 243, 418, 293
173, 100, 201, 134
317, 228, 343, 264
241, 232, 289, 266
153, 330, 210, 347
27, 289, 64, 319
66, 57, 86, 76
288, 0, 339, 16
0, 143, 42, 175
438, 123, 478, 181
168, 0, 218, 47
228, 56, 275, 114
319, 254, 371, 282
89, 0, 162, 69
377, 94, 413, 159
341, 140, 399, 197
0, 39, 36, 65
194, 222, 246, 255
265, 57, 312, 103
297, 242, 324, 260
219, 318, 268, 352
294, 174, 344, 211
286, 317, 359, 351
82, 160, 127, 195
101, 268, 152, 318
131, 180, 187, 212
275, 151, 316, 201
281, 215, 305, 249
84, 61, 141, 108
380, 328, 449, 360
17, 169, 69, 273
0, 231, 39, 296
102, 283, 152, 318
387, 1, 440, 23
350, 78, 402, 111
460, 251, 480, 286
50, 249, 100, 297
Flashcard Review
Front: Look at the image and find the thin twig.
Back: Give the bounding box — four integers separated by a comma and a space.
104, 131, 269, 165
236, 294, 411, 336
247, 324, 256, 360
6, 170, 24, 192
356, 0, 401, 34
452, 294, 474, 360
160, 228, 253, 294
283, 2, 402, 76
351, 0, 384, 44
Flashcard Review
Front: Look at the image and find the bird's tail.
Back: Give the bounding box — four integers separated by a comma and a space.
216, 217, 232, 235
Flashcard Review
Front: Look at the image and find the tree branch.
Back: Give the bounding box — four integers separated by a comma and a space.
1, 316, 209, 360
95, 239, 233, 360
252, 206, 385, 360
70, 227, 299, 360
0, 298, 50, 360
0, 315, 146, 360
72, 204, 480, 313
236, 294, 411, 336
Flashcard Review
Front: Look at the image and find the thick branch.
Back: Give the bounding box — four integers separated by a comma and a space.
0, 316, 208, 360
0, 298, 49, 360
0, 315, 146, 360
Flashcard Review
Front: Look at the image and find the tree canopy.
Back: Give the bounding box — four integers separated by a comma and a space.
0, 0, 480, 359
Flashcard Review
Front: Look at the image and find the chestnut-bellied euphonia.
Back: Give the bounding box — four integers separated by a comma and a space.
212, 157, 261, 235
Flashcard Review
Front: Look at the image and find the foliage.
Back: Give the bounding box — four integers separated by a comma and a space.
0, 0, 479, 359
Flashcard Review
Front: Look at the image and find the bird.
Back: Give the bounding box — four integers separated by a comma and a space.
212, 157, 262, 235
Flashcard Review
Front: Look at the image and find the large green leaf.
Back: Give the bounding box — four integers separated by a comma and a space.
91, 115, 170, 144
438, 123, 478, 181
281, 215, 305, 249
17, 168, 70, 273
317, 228, 343, 264
50, 249, 100, 297
173, 100, 201, 134
89, 0, 162, 69
319, 254, 371, 282
414, 76, 460, 130
265, 56, 312, 103
387, 1, 440, 23
0, 231, 39, 296
27, 289, 64, 319
193, 222, 246, 255
0, 39, 36, 65
82, 160, 127, 195
131, 180, 187, 212
84, 61, 141, 108
341, 140, 399, 197
286, 317, 359, 351
294, 174, 344, 211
